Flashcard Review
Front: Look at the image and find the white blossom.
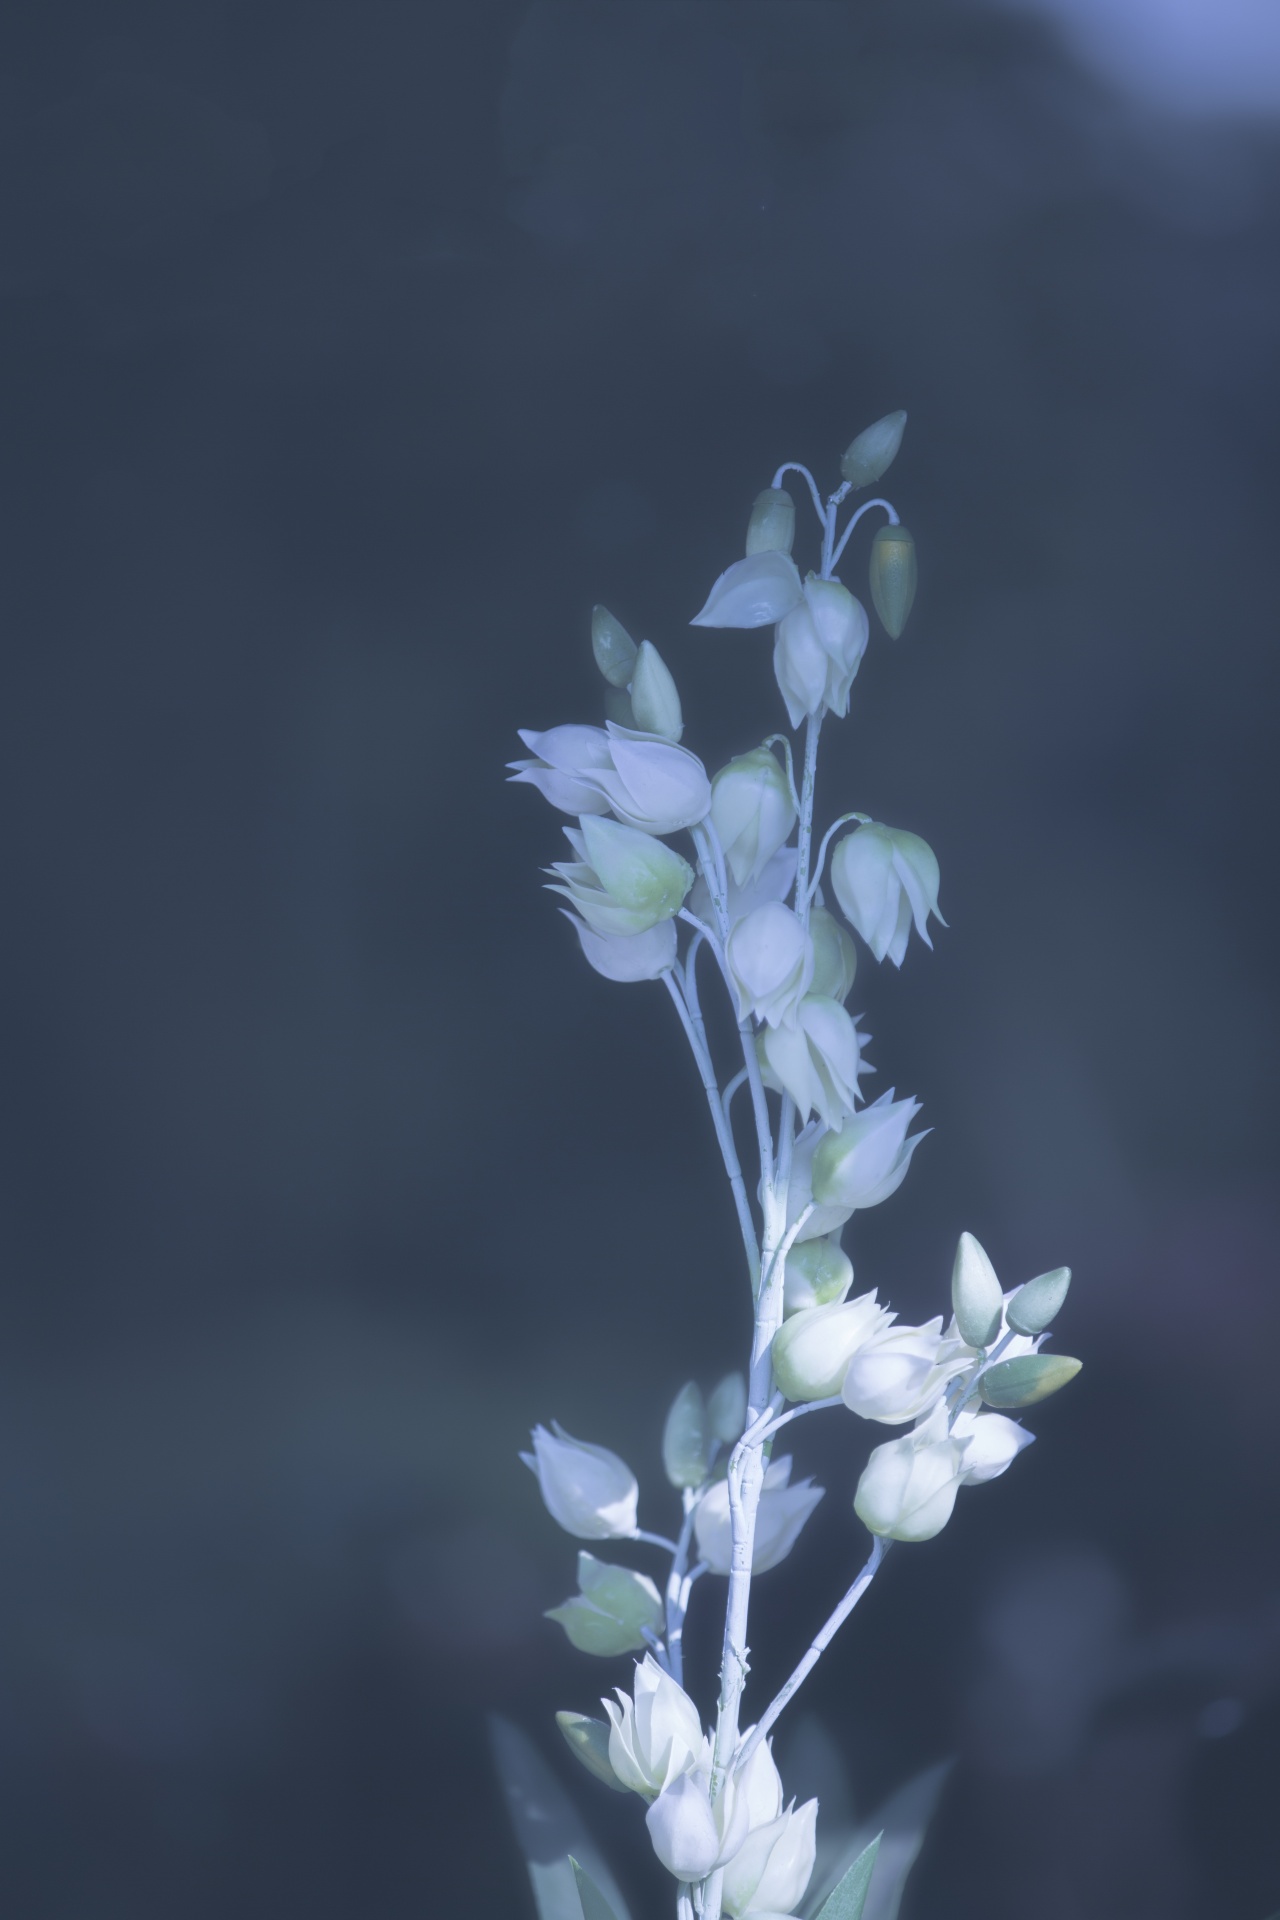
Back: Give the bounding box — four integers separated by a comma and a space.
854, 1409, 966, 1543
711, 749, 798, 887
773, 577, 870, 728
951, 1407, 1035, 1485
780, 1122, 858, 1243
562, 911, 677, 981
761, 995, 868, 1129
722, 1796, 818, 1919
521, 1424, 639, 1539
695, 1456, 823, 1576
771, 1292, 893, 1403
809, 1089, 926, 1212
726, 902, 813, 1028
511, 723, 711, 834
841, 1317, 976, 1425
691, 552, 805, 628
830, 823, 944, 967
646, 1765, 750, 1882
547, 817, 694, 938
604, 1655, 705, 1799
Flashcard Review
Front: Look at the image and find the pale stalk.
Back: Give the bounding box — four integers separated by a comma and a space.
663, 970, 760, 1288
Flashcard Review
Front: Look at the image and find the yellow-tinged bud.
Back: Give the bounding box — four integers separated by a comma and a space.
840, 411, 907, 488
746, 487, 796, 556
981, 1354, 1082, 1408
869, 523, 917, 639
592, 605, 638, 687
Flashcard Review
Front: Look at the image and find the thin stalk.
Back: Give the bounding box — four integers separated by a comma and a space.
829, 495, 898, 575
770, 461, 825, 524
663, 971, 760, 1288
807, 810, 872, 904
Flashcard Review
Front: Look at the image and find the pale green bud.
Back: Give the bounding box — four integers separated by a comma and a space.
783, 1235, 854, 1314
746, 486, 796, 556
556, 1711, 630, 1792
772, 1291, 891, 1402
840, 411, 907, 488
854, 1422, 964, 1542
711, 748, 797, 888
951, 1232, 1004, 1349
630, 640, 684, 742
707, 1370, 747, 1444
1006, 1266, 1072, 1336
575, 815, 695, 932
809, 904, 857, 1002
869, 523, 917, 638
662, 1381, 709, 1489
981, 1353, 1082, 1408
810, 1091, 925, 1211
592, 604, 638, 687
546, 1552, 664, 1657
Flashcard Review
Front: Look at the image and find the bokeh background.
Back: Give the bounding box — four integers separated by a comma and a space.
1, 1, 1278, 1915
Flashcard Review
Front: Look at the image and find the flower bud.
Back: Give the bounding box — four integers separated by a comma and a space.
604, 1654, 705, 1798
830, 823, 943, 967
773, 577, 869, 728
1006, 1266, 1071, 1337
707, 1370, 747, 1444
951, 1408, 1034, 1486
980, 1354, 1082, 1409
592, 605, 639, 687
841, 1316, 976, 1425
771, 1292, 891, 1402
549, 816, 694, 938
663, 1381, 709, 1489
556, 1711, 630, 1792
722, 1797, 818, 1920
691, 551, 804, 628
811, 1090, 926, 1212
762, 994, 866, 1130
521, 1424, 639, 1539
854, 1421, 965, 1542
726, 901, 813, 1028
840, 411, 907, 488
694, 1455, 823, 1574
779, 1121, 858, 1242
630, 640, 683, 742
546, 1553, 665, 1657
869, 522, 917, 638
512, 723, 711, 833
783, 1235, 853, 1314
809, 903, 857, 1001
646, 1766, 749, 1882
711, 749, 798, 888
746, 486, 796, 556
951, 1232, 1004, 1349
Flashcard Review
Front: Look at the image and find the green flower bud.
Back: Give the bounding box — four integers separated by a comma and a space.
556, 1710, 630, 1792
783, 1235, 854, 1314
592, 605, 639, 688
809, 904, 857, 1002
869, 523, 917, 639
546, 1552, 665, 1657
746, 487, 796, 556
662, 1381, 709, 1489
980, 1353, 1082, 1408
707, 1370, 747, 1444
630, 640, 683, 741
772, 1292, 891, 1402
840, 410, 907, 488
1006, 1267, 1072, 1337
951, 1232, 1003, 1349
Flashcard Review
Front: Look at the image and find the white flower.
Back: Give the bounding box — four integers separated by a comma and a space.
561, 911, 677, 982
782, 1236, 854, 1314
545, 1553, 664, 1657
810, 1089, 927, 1211
691, 552, 805, 628
761, 995, 868, 1129
830, 823, 944, 967
780, 1122, 858, 1243
726, 902, 813, 1028
604, 1654, 705, 1799
771, 1293, 893, 1403
722, 1796, 818, 1918
841, 1317, 975, 1425
734, 1733, 785, 1828
521, 1423, 639, 1539
854, 1412, 966, 1542
510, 723, 711, 834
773, 578, 870, 728
646, 1765, 750, 1882
547, 817, 694, 937
809, 903, 857, 1002
694, 1456, 824, 1576
951, 1407, 1035, 1485
711, 749, 798, 887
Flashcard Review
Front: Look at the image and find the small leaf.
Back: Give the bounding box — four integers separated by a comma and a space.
555, 1711, 629, 1792
707, 1370, 747, 1444
814, 1833, 881, 1919
805, 1758, 951, 1920
570, 1856, 621, 1920
981, 1353, 1082, 1408
662, 1381, 709, 1489
1006, 1266, 1071, 1336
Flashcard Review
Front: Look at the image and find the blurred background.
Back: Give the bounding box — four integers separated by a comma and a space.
1, 1, 1278, 1915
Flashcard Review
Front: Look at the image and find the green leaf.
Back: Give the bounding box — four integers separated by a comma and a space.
981, 1353, 1081, 1408
570, 1858, 620, 1920
488, 1716, 632, 1920
813, 1833, 880, 1919
804, 1757, 951, 1920
662, 1381, 709, 1489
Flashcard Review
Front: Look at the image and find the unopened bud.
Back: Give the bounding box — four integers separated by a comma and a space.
746, 487, 796, 556
592, 605, 639, 687
980, 1353, 1082, 1408
809, 904, 857, 1002
840, 411, 907, 489
1006, 1267, 1071, 1336
556, 1711, 629, 1792
630, 640, 684, 741
869, 523, 917, 638
707, 1371, 747, 1444
783, 1236, 854, 1314
662, 1381, 709, 1489
772, 1292, 890, 1402
951, 1232, 1003, 1349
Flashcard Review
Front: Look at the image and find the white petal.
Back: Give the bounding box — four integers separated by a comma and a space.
563, 912, 677, 982
691, 552, 804, 628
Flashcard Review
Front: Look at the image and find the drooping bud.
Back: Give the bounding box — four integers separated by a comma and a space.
746, 487, 796, 556
707, 1370, 747, 1444
630, 640, 684, 741
773, 577, 869, 728
830, 822, 943, 967
980, 1354, 1082, 1408
548, 816, 694, 938
592, 605, 639, 687
662, 1381, 709, 1489
521, 1424, 639, 1539
809, 903, 857, 1001
726, 901, 813, 1028
761, 995, 866, 1129
869, 522, 917, 638
556, 1711, 630, 1792
771, 1292, 891, 1402
691, 551, 804, 628
811, 1090, 926, 1212
546, 1553, 665, 1657
562, 910, 677, 982
840, 411, 907, 489
951, 1232, 1004, 1349
694, 1455, 823, 1573
783, 1236, 854, 1314
1006, 1267, 1072, 1336
711, 749, 797, 888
